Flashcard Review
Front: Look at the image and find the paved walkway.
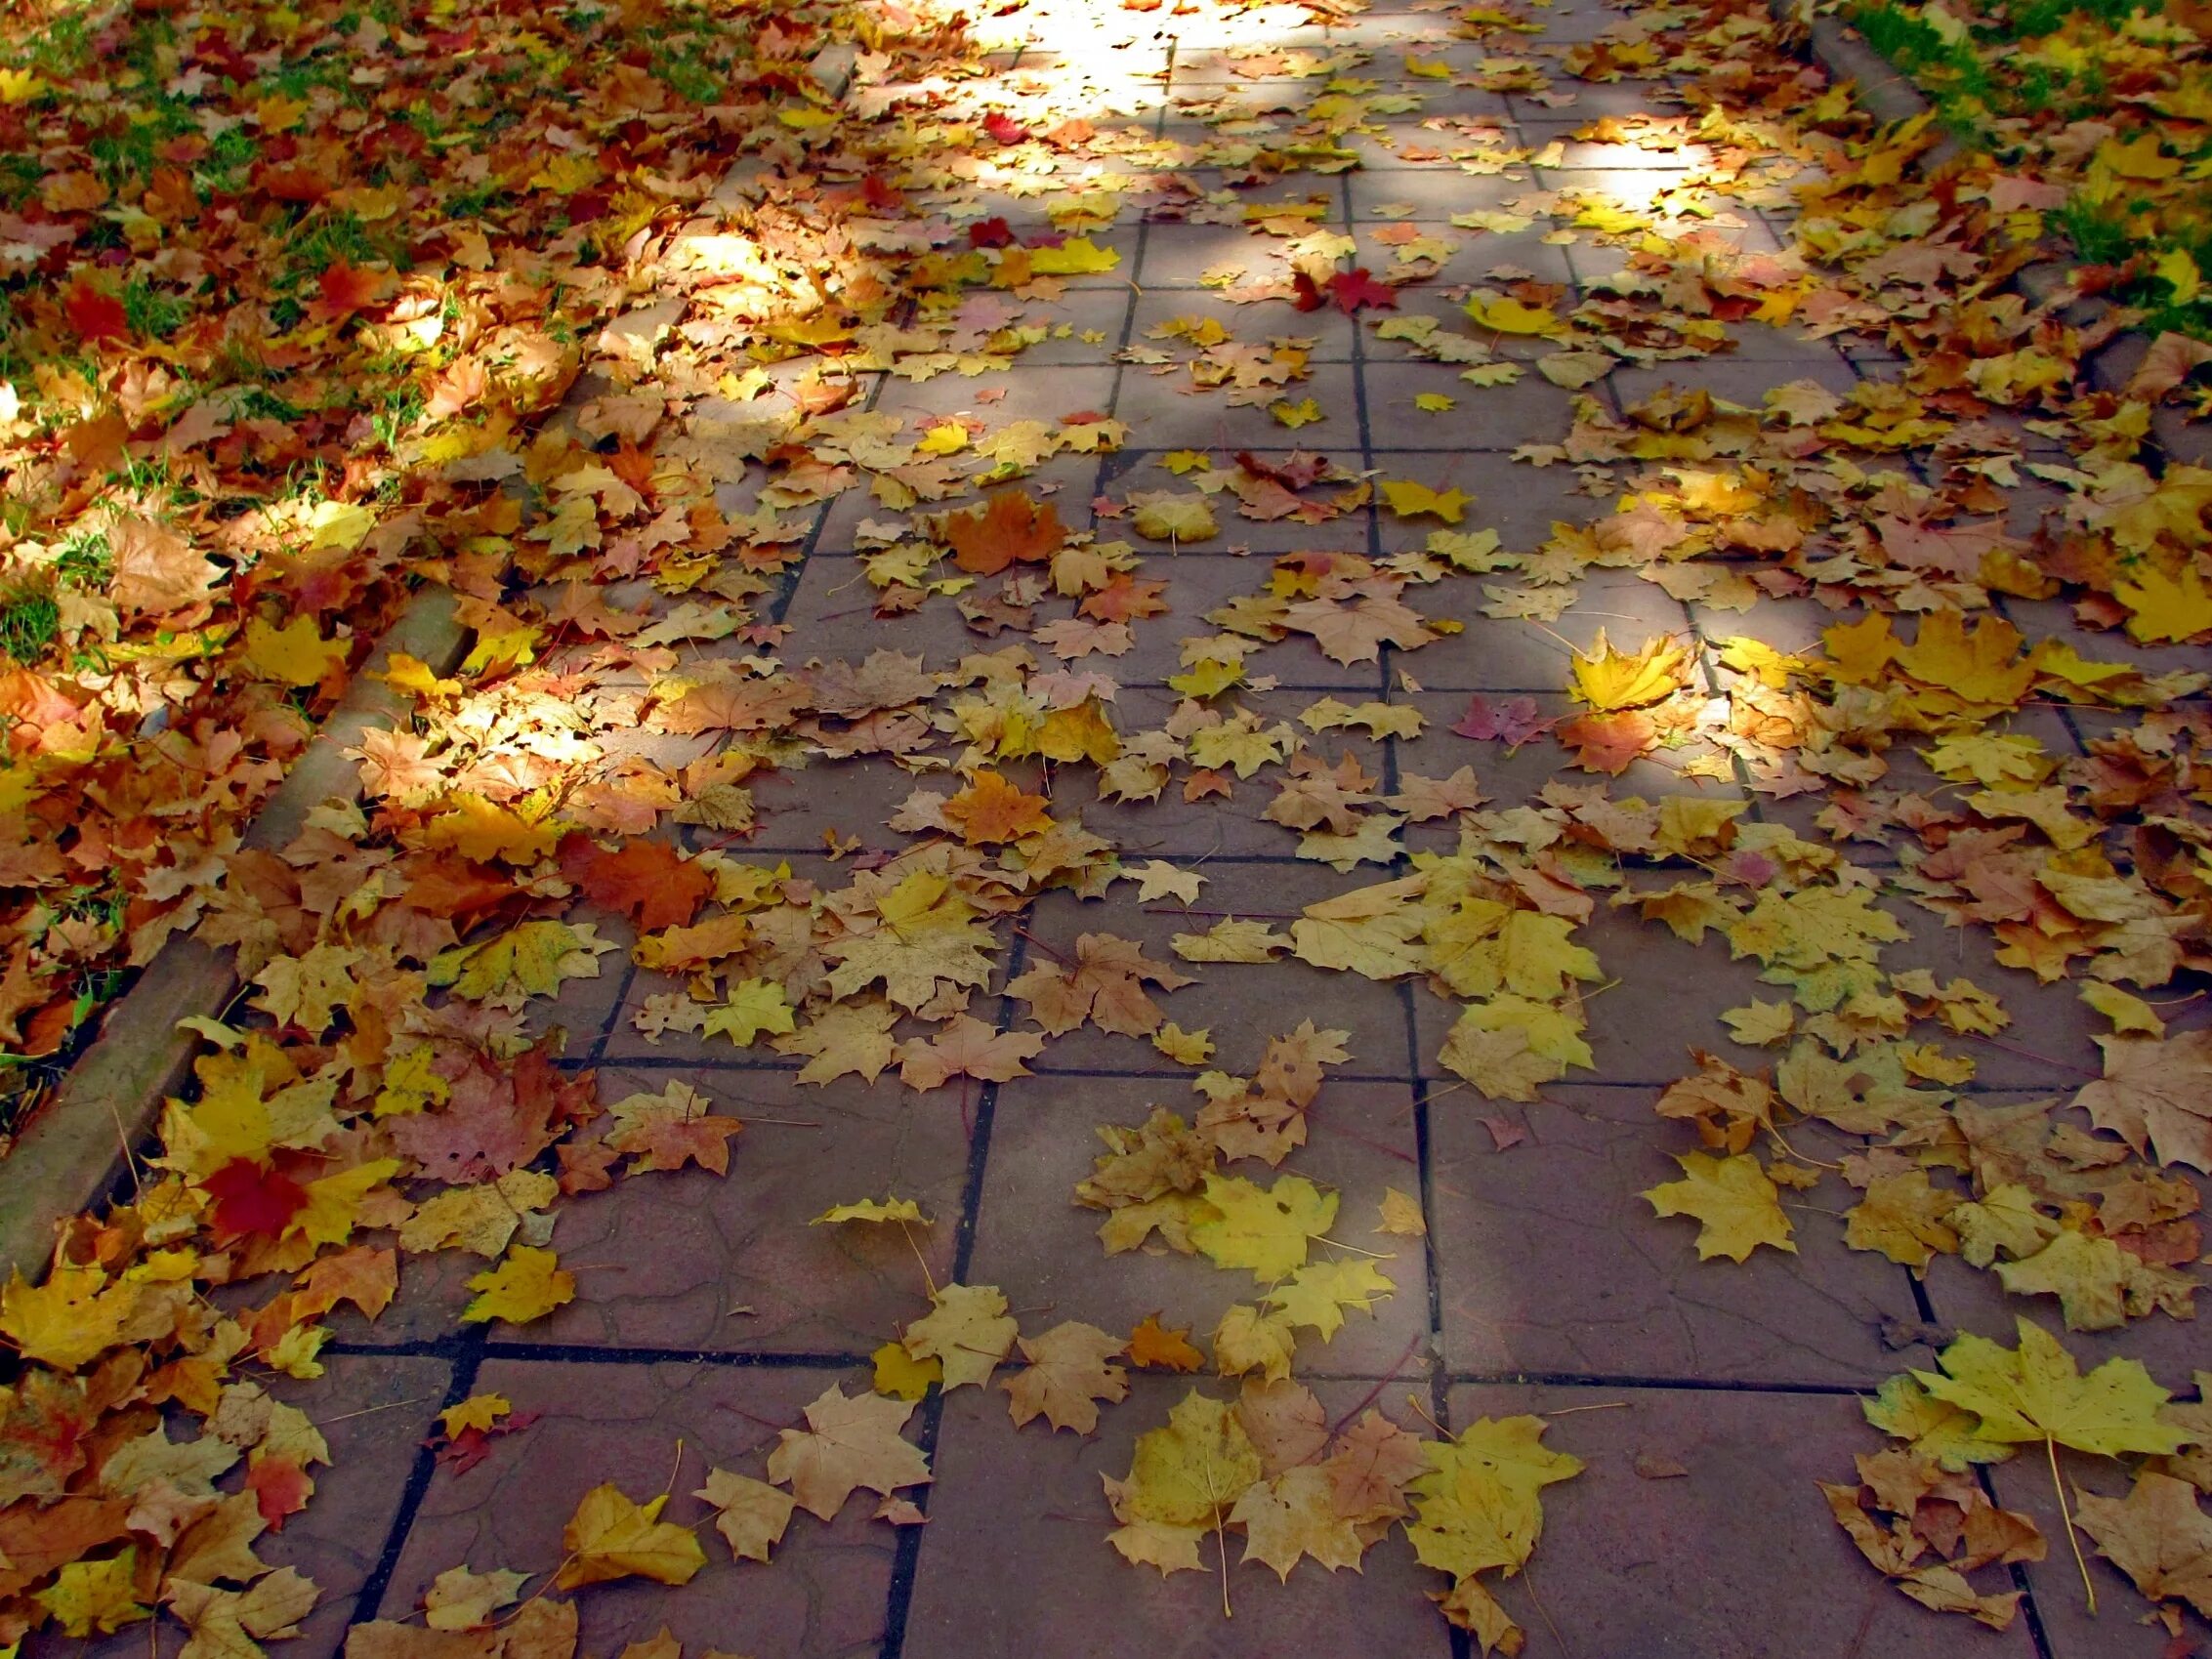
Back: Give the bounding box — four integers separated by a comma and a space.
59, 1, 2203, 1657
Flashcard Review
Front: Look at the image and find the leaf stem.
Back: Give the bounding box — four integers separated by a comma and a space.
2047, 1433, 2096, 1615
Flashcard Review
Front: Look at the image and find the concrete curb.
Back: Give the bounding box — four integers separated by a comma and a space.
1774, 0, 2210, 463
0, 37, 868, 1283
0, 587, 471, 1281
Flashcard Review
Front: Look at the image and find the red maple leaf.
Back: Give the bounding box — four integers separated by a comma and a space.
202, 1157, 309, 1241
861, 173, 904, 212
968, 217, 1016, 249
982, 111, 1030, 145
62, 284, 127, 344
1325, 269, 1398, 313
558, 835, 712, 930
430, 1409, 541, 1476
1451, 694, 1558, 749
246, 1457, 313, 1530
940, 490, 1067, 575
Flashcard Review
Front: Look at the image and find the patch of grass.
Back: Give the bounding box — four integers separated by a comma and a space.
282, 209, 390, 280
0, 586, 60, 665
52, 528, 111, 589
122, 278, 188, 342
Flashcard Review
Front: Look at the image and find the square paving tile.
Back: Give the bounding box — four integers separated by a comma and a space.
1020, 860, 1419, 1074
1367, 449, 1612, 553
1111, 359, 1362, 451
376, 1359, 897, 1658
1985, 1442, 2190, 1659
82, 1357, 450, 1659
1428, 1085, 1929, 1386
1398, 567, 1698, 689
515, 1063, 970, 1354
1409, 894, 1782, 1088
900, 1377, 1457, 1659
874, 364, 1124, 431
1355, 225, 1576, 293
970, 1074, 1434, 1379
1443, 1381, 2041, 1658
1348, 169, 1538, 222
1361, 358, 1580, 450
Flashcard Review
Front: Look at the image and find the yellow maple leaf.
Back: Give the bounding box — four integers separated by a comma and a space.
1, 1265, 141, 1371
903, 1282, 1018, 1390
462, 1246, 575, 1325
35, 1548, 147, 1638
438, 1393, 514, 1437
427, 920, 617, 1010
553, 1483, 706, 1590
2112, 561, 2212, 643
871, 1340, 941, 1400
1129, 492, 1219, 542
1569, 629, 1690, 710
1914, 1318, 2184, 1456
2097, 132, 2182, 180
1414, 392, 1456, 412
1407, 1415, 1582, 1580
241, 617, 350, 686
1379, 479, 1472, 522
1641, 1151, 1796, 1262
1261, 1259, 1394, 1340
1464, 293, 1567, 337
1119, 1389, 1263, 1530
1189, 1173, 1336, 1281
1028, 236, 1120, 275
813, 1196, 931, 1224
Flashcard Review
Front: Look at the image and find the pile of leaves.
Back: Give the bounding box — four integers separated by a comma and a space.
0, 0, 2208, 1652
1848, 0, 2212, 339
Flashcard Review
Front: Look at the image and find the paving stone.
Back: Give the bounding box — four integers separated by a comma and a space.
1399, 566, 1698, 689
875, 363, 1124, 431
1134, 224, 1303, 289
1020, 860, 1417, 1075
516, 1063, 970, 1354
1984, 1443, 2186, 1659
1352, 226, 1577, 294
1609, 353, 1860, 411
83, 1357, 449, 1659
1360, 357, 1581, 449
971, 1074, 1433, 1378
1410, 894, 1780, 1088
1428, 1085, 1930, 1386
376, 1360, 897, 1657
1110, 359, 1362, 450
1442, 1381, 2041, 1657
1367, 449, 1612, 553
900, 1377, 1456, 1659
1348, 169, 1540, 222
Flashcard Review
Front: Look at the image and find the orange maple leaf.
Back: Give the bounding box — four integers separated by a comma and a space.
558, 836, 713, 931
941, 491, 1067, 575
942, 771, 1053, 845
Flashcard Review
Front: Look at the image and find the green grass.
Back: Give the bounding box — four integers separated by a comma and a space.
52, 527, 110, 588
0, 586, 60, 665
